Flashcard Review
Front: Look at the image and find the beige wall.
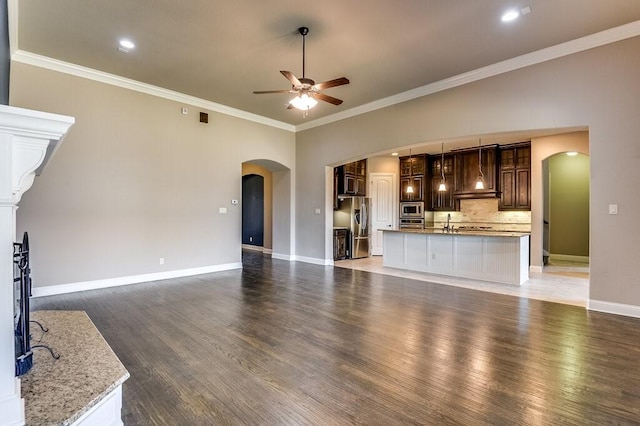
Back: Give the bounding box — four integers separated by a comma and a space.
11, 62, 295, 287
368, 155, 399, 175
10, 35, 640, 310
296, 36, 640, 307
242, 163, 273, 250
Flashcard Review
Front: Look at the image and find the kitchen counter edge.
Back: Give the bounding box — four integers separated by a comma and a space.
383, 228, 530, 238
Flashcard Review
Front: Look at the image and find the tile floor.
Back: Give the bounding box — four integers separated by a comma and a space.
334, 256, 589, 307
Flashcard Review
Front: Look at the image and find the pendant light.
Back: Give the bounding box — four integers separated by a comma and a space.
406, 148, 414, 194
438, 143, 447, 192
475, 138, 485, 190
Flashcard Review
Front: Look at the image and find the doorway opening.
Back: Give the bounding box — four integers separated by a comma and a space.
242, 174, 264, 247
242, 159, 291, 260
542, 151, 590, 277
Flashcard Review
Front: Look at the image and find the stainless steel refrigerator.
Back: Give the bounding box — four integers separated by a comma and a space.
334, 196, 371, 259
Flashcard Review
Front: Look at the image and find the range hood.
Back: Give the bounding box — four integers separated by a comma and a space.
452, 145, 500, 199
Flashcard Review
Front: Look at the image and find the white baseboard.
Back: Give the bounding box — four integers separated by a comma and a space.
32, 262, 243, 298
549, 254, 589, 263
292, 255, 333, 266
529, 265, 543, 273
271, 252, 292, 261
588, 299, 640, 319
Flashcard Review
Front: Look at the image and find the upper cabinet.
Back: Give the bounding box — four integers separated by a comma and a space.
453, 145, 499, 199
399, 154, 426, 201
428, 153, 458, 211
396, 142, 532, 212
336, 159, 367, 198
499, 142, 531, 210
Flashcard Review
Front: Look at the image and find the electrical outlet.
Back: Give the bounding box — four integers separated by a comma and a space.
608, 204, 618, 215
159, 257, 165, 265
249, 236, 253, 242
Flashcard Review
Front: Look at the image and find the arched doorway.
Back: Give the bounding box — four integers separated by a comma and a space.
543, 151, 590, 269
242, 160, 292, 259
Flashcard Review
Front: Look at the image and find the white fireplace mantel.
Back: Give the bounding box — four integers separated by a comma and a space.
0, 104, 74, 425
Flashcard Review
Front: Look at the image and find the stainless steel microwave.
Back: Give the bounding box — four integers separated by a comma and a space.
400, 202, 424, 218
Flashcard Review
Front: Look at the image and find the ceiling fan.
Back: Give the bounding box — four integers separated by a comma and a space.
253, 27, 349, 113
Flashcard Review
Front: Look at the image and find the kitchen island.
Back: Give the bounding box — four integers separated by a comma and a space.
383, 228, 530, 285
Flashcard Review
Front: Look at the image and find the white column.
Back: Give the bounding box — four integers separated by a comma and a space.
0, 105, 74, 426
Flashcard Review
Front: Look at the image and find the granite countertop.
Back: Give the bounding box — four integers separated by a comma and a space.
21, 310, 129, 426
383, 228, 530, 237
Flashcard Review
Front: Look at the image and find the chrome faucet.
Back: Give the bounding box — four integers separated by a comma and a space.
444, 213, 452, 233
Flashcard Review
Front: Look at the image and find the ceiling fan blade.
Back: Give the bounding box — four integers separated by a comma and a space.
253, 89, 295, 94
314, 92, 343, 106
281, 70, 302, 87
313, 77, 350, 91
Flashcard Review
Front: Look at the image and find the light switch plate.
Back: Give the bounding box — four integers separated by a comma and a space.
314, 208, 321, 215
608, 204, 618, 215
219, 207, 227, 214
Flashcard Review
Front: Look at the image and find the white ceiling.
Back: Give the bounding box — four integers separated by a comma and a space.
12, 1, 640, 134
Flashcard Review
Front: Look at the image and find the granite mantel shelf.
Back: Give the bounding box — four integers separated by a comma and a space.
20, 310, 129, 425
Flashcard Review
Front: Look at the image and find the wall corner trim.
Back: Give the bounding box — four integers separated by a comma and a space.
588, 299, 640, 319
31, 262, 243, 298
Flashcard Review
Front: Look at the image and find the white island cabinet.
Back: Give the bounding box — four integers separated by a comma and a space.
383, 229, 530, 285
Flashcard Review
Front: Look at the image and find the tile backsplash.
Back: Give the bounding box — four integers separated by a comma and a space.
429, 198, 531, 232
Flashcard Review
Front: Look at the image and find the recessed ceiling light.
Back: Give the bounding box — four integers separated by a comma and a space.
501, 10, 520, 22
391, 152, 398, 156
118, 39, 135, 53
501, 6, 531, 23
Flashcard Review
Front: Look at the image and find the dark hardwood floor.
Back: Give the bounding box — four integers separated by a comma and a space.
33, 251, 640, 425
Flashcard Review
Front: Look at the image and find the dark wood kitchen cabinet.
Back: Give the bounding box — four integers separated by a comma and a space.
336, 159, 367, 197
333, 228, 348, 260
399, 154, 426, 201
428, 153, 458, 211
499, 142, 531, 210
453, 145, 499, 199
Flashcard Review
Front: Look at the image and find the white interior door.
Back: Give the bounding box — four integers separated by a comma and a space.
370, 173, 396, 256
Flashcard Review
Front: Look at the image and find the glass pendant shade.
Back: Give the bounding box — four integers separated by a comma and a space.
406, 148, 414, 194
289, 93, 318, 110
475, 138, 484, 190
438, 143, 446, 192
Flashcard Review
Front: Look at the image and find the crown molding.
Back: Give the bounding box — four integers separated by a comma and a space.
11, 50, 296, 132
10, 19, 640, 134
296, 20, 640, 132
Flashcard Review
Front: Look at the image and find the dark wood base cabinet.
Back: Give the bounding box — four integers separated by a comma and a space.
333, 229, 348, 260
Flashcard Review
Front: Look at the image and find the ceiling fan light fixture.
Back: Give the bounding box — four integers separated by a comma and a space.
289, 93, 318, 110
